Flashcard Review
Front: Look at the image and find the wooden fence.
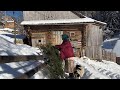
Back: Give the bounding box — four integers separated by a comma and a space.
102, 49, 116, 63
84, 46, 116, 63
0, 55, 48, 79
85, 46, 102, 60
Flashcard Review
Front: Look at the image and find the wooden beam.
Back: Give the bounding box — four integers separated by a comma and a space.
0, 55, 44, 64
14, 62, 47, 79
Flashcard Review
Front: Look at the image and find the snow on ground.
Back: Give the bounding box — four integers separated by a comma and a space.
74, 56, 120, 79
31, 56, 120, 79
0, 29, 120, 79
0, 56, 120, 79
0, 30, 42, 56
30, 67, 49, 79
0, 29, 47, 79
0, 36, 42, 55
0, 60, 44, 79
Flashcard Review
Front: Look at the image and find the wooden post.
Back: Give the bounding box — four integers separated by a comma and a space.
14, 21, 16, 44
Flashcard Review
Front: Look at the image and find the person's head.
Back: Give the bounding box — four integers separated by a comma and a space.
62, 34, 69, 41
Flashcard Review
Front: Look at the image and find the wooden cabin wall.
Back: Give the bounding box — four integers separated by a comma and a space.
85, 24, 103, 60
24, 25, 85, 57
23, 11, 80, 21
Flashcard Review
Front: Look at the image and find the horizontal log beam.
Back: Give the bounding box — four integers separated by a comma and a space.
0, 55, 44, 64
14, 62, 47, 79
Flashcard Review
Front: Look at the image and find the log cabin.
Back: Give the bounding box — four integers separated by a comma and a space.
2, 16, 17, 29
21, 11, 107, 60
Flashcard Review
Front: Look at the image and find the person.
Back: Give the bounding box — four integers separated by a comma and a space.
55, 34, 75, 79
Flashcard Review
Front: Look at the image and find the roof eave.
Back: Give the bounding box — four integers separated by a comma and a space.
94, 20, 107, 26
21, 22, 96, 26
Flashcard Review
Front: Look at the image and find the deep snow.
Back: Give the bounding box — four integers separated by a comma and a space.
0, 60, 44, 79
74, 56, 120, 79
31, 56, 120, 79
0, 29, 120, 79
0, 30, 42, 56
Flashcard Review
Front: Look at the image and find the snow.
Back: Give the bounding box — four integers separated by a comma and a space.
30, 68, 49, 79
102, 38, 120, 57
0, 60, 44, 79
0, 36, 42, 55
103, 38, 119, 42
0, 28, 14, 32
0, 56, 120, 79
0, 27, 119, 79
0, 30, 46, 79
21, 18, 106, 25
112, 40, 120, 57
6, 21, 14, 23
0, 34, 14, 43
74, 56, 120, 79
0, 30, 42, 56
31, 56, 120, 79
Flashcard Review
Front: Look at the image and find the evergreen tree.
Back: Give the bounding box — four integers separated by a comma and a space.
41, 44, 64, 79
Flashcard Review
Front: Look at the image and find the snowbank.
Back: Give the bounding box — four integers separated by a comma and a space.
30, 67, 49, 79
0, 60, 44, 79
31, 56, 120, 79
0, 32, 42, 56
74, 56, 120, 79
0, 56, 120, 79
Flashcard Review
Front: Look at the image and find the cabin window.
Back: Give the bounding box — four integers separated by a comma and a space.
70, 32, 75, 37
38, 40, 41, 42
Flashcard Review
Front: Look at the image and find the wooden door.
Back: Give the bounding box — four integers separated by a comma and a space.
52, 31, 63, 45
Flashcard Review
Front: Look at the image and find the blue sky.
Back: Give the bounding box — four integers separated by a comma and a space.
6, 11, 23, 20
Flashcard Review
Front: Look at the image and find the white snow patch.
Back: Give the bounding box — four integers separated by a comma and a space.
0, 60, 44, 79
30, 70, 49, 79
21, 18, 106, 25
0, 34, 42, 56
0, 28, 14, 32
74, 56, 120, 79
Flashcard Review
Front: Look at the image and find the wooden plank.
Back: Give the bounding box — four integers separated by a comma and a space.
102, 49, 116, 63
0, 55, 44, 64
116, 57, 120, 65
14, 62, 47, 79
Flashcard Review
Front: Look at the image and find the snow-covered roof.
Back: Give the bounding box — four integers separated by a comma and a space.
21, 18, 106, 25
0, 60, 44, 79
6, 21, 14, 23
0, 31, 42, 56
102, 38, 120, 57
0, 28, 14, 32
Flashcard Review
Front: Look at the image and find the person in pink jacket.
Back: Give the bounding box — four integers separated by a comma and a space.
55, 34, 75, 79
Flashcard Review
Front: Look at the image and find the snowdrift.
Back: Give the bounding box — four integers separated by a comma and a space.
0, 35, 42, 56
74, 57, 120, 79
